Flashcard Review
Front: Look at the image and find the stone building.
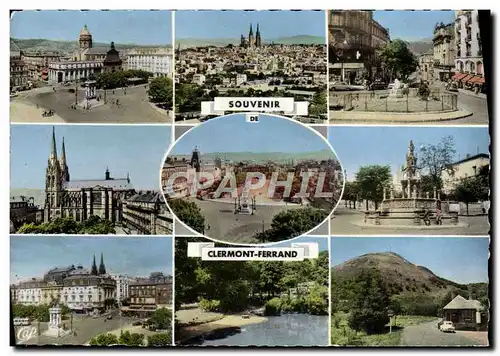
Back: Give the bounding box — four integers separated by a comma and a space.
43, 127, 135, 224
20, 50, 62, 81
122, 191, 173, 235
48, 25, 122, 83
455, 10, 483, 77
110, 274, 137, 302
10, 52, 29, 89
10, 196, 43, 232
126, 275, 172, 316
328, 10, 390, 83
417, 50, 435, 82
240, 23, 262, 48
441, 153, 489, 194
126, 47, 173, 77
432, 23, 456, 82
13, 254, 116, 314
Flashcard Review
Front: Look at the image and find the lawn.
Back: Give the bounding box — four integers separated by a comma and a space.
331, 312, 436, 346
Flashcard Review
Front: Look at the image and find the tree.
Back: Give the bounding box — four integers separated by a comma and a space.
309, 89, 327, 117
343, 181, 360, 208
355, 165, 392, 210
148, 332, 172, 346
148, 76, 173, 108
377, 40, 418, 81
89, 333, 119, 346
119, 330, 145, 346
18, 216, 115, 235
167, 199, 205, 233
149, 308, 172, 331
450, 177, 484, 215
254, 208, 328, 242
348, 270, 390, 334
419, 136, 456, 191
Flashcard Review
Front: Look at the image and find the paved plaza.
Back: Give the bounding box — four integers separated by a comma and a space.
330, 207, 489, 235
186, 198, 309, 244
10, 85, 172, 124
329, 89, 489, 125
16, 310, 137, 346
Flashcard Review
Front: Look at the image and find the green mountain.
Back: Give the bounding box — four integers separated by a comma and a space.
176, 35, 325, 49
10, 37, 171, 55
332, 252, 487, 303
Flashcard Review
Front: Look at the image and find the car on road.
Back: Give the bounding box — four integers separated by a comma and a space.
439, 321, 456, 333
369, 81, 387, 90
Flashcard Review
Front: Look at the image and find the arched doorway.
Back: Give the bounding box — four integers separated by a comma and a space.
57, 72, 63, 83
457, 61, 464, 72
476, 61, 483, 75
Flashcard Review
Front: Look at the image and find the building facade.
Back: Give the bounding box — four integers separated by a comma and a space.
417, 50, 435, 82
10, 52, 29, 89
123, 275, 172, 317
441, 153, 489, 194
10, 196, 44, 232
122, 191, 174, 235
126, 47, 173, 77
328, 10, 390, 83
433, 23, 456, 81
110, 274, 136, 302
13, 254, 116, 315
455, 11, 483, 76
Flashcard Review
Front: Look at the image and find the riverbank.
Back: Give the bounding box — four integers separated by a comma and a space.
176, 312, 267, 345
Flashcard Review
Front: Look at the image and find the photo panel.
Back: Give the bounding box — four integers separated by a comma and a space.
174, 235, 330, 346
330, 236, 489, 347
10, 235, 174, 346
328, 10, 489, 125
174, 10, 328, 124
328, 125, 490, 236
10, 10, 174, 124
10, 124, 172, 235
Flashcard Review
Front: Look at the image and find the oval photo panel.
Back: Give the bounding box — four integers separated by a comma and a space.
162, 114, 344, 244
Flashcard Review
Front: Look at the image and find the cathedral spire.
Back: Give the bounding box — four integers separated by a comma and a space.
60, 137, 67, 165
249, 23, 253, 35
91, 254, 98, 275
256, 23, 260, 35
99, 253, 106, 275
50, 126, 58, 162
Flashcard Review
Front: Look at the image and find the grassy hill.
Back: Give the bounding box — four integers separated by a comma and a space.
10, 38, 171, 55
405, 39, 433, 55
332, 252, 486, 302
176, 35, 325, 49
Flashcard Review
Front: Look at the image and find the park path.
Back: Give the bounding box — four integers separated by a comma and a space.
400, 320, 485, 347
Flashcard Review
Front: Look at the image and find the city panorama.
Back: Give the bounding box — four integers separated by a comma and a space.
162, 114, 344, 244
175, 10, 327, 124
10, 10, 173, 124
10, 125, 172, 235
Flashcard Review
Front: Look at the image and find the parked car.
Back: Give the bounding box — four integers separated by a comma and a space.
439, 321, 456, 333
369, 81, 387, 90
387, 83, 395, 90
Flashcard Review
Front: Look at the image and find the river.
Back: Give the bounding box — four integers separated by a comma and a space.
200, 314, 328, 347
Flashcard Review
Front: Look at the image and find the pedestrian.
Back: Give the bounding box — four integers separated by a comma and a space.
481, 201, 486, 214
422, 209, 431, 226
435, 207, 442, 225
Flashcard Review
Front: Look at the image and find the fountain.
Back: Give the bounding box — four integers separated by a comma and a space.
43, 305, 71, 338
365, 140, 459, 226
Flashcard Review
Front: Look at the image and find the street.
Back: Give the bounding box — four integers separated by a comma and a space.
454, 90, 490, 125
10, 85, 172, 124
400, 320, 487, 346
16, 309, 137, 346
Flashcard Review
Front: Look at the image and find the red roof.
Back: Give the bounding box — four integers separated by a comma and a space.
452, 72, 468, 80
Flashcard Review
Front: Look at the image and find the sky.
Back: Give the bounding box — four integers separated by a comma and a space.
10, 125, 171, 190
10, 236, 173, 283
171, 114, 332, 155
329, 126, 490, 181
373, 10, 455, 41
10, 10, 172, 45
330, 237, 489, 284
176, 10, 325, 39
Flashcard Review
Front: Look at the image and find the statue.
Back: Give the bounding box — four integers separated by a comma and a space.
405, 140, 417, 177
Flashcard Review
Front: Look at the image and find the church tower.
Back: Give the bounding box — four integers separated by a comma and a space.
59, 137, 70, 183
256, 23, 262, 47
78, 24, 93, 50
98, 253, 107, 275
248, 24, 255, 48
91, 255, 98, 275
45, 127, 63, 221
191, 146, 201, 172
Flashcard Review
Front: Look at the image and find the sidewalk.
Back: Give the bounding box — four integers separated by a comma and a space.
457, 88, 488, 100
10, 101, 66, 123
329, 109, 473, 123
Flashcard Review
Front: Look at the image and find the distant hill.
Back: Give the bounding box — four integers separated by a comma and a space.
176, 35, 325, 49
332, 252, 485, 300
406, 38, 433, 55
10, 38, 171, 55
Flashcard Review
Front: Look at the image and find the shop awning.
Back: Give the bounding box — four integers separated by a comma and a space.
468, 76, 485, 85
461, 74, 473, 83
452, 72, 468, 80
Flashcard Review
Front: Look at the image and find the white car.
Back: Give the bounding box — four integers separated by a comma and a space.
439, 321, 456, 333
